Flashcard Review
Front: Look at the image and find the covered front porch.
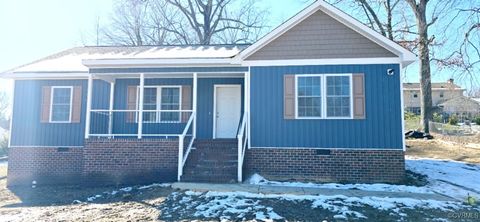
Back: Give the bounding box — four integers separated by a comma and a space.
83, 68, 250, 182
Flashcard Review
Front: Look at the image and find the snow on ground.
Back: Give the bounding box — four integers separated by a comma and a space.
167, 190, 465, 221
406, 157, 480, 200
249, 157, 480, 201
248, 173, 432, 194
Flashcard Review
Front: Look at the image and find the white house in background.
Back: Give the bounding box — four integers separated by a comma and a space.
403, 79, 464, 114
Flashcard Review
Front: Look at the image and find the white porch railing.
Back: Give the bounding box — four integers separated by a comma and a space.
88, 109, 193, 137
178, 112, 196, 181
237, 112, 248, 182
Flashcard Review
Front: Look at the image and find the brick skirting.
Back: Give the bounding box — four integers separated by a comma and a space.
244, 148, 405, 183
7, 138, 179, 186
7, 147, 84, 186
83, 138, 178, 185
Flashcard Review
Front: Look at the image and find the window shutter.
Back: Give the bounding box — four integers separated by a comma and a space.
40, 86, 52, 123
352, 73, 366, 119
71, 86, 82, 123
126, 86, 137, 123
181, 85, 192, 123
284, 75, 295, 119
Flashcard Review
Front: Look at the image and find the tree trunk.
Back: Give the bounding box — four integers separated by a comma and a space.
415, 1, 433, 134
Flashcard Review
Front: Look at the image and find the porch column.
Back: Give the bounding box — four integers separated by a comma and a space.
192, 72, 198, 138
246, 69, 251, 147
84, 74, 93, 139
108, 80, 115, 136
137, 73, 145, 139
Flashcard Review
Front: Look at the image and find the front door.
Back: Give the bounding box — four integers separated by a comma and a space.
214, 85, 241, 138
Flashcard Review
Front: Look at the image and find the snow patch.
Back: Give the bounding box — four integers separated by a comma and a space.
247, 173, 431, 194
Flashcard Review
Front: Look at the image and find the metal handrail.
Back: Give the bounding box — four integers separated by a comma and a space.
177, 112, 196, 181
236, 112, 248, 182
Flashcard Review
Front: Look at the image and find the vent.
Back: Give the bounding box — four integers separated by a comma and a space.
57, 147, 70, 152
315, 149, 331, 155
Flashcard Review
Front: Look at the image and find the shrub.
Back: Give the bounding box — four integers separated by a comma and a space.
0, 133, 8, 156
474, 117, 480, 125
404, 111, 417, 120
432, 112, 443, 123
448, 115, 459, 125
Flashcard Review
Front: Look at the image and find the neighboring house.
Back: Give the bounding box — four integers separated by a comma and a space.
0, 1, 415, 186
403, 79, 465, 114
438, 97, 480, 118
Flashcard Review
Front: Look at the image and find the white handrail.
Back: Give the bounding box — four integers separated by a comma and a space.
178, 112, 195, 181
237, 112, 248, 182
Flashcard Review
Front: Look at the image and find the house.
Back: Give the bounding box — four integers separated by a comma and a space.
1, 1, 415, 186
438, 97, 480, 119
403, 79, 464, 114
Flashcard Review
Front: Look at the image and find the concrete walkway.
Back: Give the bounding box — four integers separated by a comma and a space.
172, 182, 454, 201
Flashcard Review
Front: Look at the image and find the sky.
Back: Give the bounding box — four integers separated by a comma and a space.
0, 0, 474, 97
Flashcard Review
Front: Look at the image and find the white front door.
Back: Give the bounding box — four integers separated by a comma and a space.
214, 85, 241, 138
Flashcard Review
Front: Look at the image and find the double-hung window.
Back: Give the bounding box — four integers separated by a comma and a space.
326, 75, 351, 118
138, 86, 181, 123
297, 76, 322, 118
296, 74, 352, 119
50, 86, 73, 122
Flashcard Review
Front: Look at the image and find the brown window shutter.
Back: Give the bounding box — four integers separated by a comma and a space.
352, 73, 366, 119
126, 85, 137, 123
284, 75, 296, 119
71, 86, 82, 123
40, 86, 52, 123
181, 85, 192, 123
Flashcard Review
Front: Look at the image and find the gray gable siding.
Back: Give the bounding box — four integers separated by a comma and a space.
246, 10, 396, 60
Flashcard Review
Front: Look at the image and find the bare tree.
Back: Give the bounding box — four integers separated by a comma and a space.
164, 0, 267, 44
0, 92, 9, 130
101, 0, 268, 45
103, 0, 154, 46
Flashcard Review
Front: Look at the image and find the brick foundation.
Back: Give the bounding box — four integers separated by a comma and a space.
7, 138, 179, 186
244, 148, 405, 183
83, 138, 178, 185
7, 147, 84, 186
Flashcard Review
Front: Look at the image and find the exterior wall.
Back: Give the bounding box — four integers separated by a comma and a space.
249, 64, 403, 149
7, 139, 179, 186
244, 148, 405, 183
403, 89, 464, 108
111, 77, 244, 139
83, 138, 178, 185
246, 10, 396, 60
7, 147, 84, 186
10, 80, 110, 147
10, 77, 244, 147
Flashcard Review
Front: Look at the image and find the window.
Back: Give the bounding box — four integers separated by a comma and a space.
297, 76, 322, 117
440, 93, 444, 98
137, 86, 181, 123
143, 88, 157, 122
413, 94, 418, 98
160, 87, 180, 122
50, 87, 72, 122
296, 74, 352, 119
326, 76, 351, 117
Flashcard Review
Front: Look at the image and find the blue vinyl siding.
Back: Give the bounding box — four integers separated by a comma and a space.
11, 77, 244, 146
111, 78, 244, 139
196, 78, 244, 139
10, 79, 108, 146
249, 64, 403, 149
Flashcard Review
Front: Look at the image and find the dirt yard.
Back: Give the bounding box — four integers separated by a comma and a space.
406, 135, 480, 164
1, 137, 480, 221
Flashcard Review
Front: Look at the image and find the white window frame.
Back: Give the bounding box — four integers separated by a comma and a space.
136, 85, 182, 123
295, 74, 353, 120
49, 86, 73, 123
